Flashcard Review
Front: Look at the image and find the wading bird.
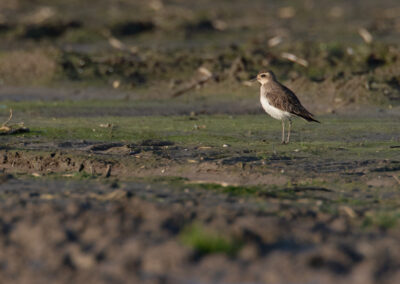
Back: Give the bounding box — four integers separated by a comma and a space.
256, 71, 320, 144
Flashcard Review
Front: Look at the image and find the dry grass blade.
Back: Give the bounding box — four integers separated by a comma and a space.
4, 109, 12, 125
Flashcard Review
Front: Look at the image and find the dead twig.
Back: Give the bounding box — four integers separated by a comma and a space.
0, 109, 13, 130
171, 67, 214, 98
0, 109, 29, 135
102, 29, 138, 54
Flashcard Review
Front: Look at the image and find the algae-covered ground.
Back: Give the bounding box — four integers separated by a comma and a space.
0, 0, 400, 284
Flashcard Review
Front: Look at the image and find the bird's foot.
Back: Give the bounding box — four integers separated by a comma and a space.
281, 140, 288, 145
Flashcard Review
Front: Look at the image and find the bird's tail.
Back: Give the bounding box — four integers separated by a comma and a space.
298, 111, 320, 123
306, 116, 321, 123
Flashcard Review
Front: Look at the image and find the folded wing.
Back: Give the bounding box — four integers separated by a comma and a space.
266, 83, 320, 123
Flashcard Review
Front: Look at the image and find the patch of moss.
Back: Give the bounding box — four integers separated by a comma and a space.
362, 212, 400, 230
180, 223, 242, 256
375, 213, 398, 229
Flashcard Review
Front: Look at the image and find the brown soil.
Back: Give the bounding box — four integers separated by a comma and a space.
0, 141, 399, 283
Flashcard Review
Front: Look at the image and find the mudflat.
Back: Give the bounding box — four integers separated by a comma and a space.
0, 0, 399, 283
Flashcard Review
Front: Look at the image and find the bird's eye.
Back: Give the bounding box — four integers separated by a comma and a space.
260, 74, 266, 78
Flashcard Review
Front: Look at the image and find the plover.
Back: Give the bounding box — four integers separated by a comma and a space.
256, 71, 320, 144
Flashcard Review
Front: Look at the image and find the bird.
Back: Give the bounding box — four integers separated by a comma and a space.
255, 71, 320, 144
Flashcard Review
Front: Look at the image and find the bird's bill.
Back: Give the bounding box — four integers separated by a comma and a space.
249, 77, 257, 82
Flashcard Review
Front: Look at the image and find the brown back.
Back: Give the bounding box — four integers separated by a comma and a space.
262, 81, 319, 122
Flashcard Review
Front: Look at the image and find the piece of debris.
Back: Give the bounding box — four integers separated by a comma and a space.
99, 123, 113, 128
105, 164, 112, 178
268, 36, 283, 47
212, 19, 228, 31
281, 52, 309, 67
393, 175, 400, 185
198, 146, 212, 150
40, 194, 55, 200
112, 80, 121, 89
358, 28, 373, 44
0, 109, 30, 135
62, 173, 75, 177
339, 206, 356, 218
198, 67, 213, 78
193, 124, 206, 130
171, 67, 214, 98
90, 165, 95, 175
187, 180, 239, 187
109, 36, 138, 53
102, 29, 138, 54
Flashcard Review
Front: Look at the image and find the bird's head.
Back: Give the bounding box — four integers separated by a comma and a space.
256, 71, 276, 85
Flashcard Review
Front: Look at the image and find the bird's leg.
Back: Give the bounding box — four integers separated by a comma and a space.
281, 120, 285, 144
286, 119, 292, 144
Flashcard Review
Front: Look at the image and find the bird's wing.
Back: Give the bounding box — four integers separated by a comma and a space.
266, 82, 320, 122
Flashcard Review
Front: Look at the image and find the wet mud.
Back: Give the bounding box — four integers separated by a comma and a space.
0, 136, 399, 283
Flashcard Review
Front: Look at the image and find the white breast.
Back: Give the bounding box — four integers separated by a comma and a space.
260, 94, 291, 121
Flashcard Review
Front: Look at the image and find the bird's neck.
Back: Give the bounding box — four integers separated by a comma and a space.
261, 81, 276, 91
260, 84, 268, 96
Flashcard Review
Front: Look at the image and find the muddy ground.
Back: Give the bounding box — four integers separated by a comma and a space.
0, 0, 400, 283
